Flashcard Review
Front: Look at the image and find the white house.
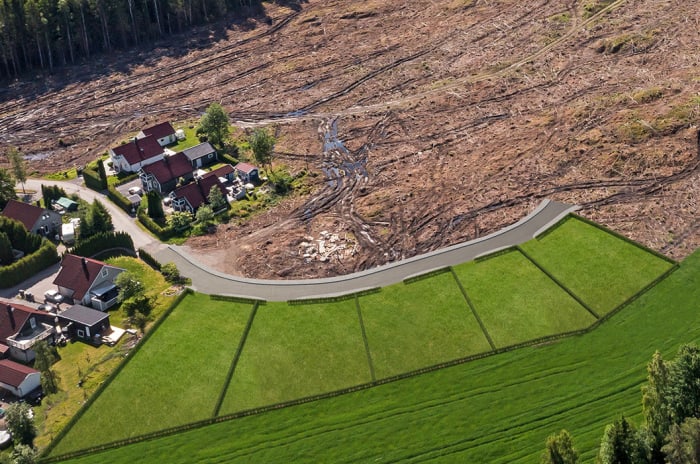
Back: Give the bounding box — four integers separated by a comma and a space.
138, 122, 177, 147
0, 359, 40, 398
52, 254, 125, 310
109, 135, 165, 173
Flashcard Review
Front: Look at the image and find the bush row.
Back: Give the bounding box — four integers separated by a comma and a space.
403, 267, 451, 285
0, 239, 59, 288
138, 248, 161, 271
209, 294, 264, 305
69, 231, 135, 258
107, 185, 133, 215
82, 167, 107, 191
137, 210, 175, 240
287, 287, 381, 305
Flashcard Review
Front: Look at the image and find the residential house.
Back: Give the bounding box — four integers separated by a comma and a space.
53, 254, 124, 310
138, 122, 177, 147
0, 300, 55, 363
234, 162, 260, 183
2, 199, 61, 237
109, 135, 164, 173
139, 152, 194, 194
210, 164, 235, 183
170, 172, 227, 214
58, 304, 111, 344
182, 142, 217, 169
0, 359, 40, 398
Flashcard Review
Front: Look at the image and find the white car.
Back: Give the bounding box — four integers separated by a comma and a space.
128, 186, 143, 196
44, 289, 64, 304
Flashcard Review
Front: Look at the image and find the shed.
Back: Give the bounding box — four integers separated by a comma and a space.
0, 359, 40, 398
58, 304, 111, 344
55, 197, 78, 212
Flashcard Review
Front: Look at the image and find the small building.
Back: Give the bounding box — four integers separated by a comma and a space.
0, 359, 40, 398
61, 223, 75, 245
1, 199, 61, 237
52, 254, 125, 310
138, 122, 177, 147
109, 135, 165, 174
182, 142, 217, 169
53, 197, 78, 213
170, 172, 227, 214
58, 304, 111, 344
210, 164, 235, 183
234, 162, 260, 183
139, 152, 194, 194
0, 300, 55, 363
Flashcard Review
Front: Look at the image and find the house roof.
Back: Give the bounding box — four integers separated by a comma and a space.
55, 197, 78, 210
0, 300, 45, 344
1, 199, 45, 231
53, 254, 119, 300
141, 122, 175, 140
59, 304, 110, 326
210, 164, 234, 177
141, 152, 193, 185
172, 173, 226, 211
0, 359, 38, 388
234, 162, 258, 174
111, 136, 163, 166
182, 142, 216, 162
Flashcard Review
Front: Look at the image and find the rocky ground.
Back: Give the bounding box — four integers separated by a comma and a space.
1, 0, 698, 279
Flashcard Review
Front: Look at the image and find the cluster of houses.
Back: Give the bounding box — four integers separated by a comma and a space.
109, 121, 260, 214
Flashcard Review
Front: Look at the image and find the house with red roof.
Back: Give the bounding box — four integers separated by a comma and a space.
0, 300, 55, 362
139, 152, 194, 194
0, 359, 40, 398
138, 121, 177, 147
2, 199, 61, 237
234, 162, 260, 183
109, 135, 165, 174
169, 172, 227, 214
52, 254, 125, 310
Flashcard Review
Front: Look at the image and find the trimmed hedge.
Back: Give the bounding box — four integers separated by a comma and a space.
220, 153, 238, 166
0, 238, 59, 288
287, 287, 381, 305
70, 231, 135, 258
209, 294, 264, 305
403, 267, 450, 285
83, 167, 107, 191
137, 210, 175, 240
107, 185, 133, 215
138, 248, 162, 271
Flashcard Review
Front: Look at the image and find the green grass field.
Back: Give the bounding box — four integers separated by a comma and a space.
358, 271, 491, 378
519, 216, 674, 315
58, 249, 699, 464
51, 294, 253, 455
452, 249, 596, 347
220, 299, 371, 413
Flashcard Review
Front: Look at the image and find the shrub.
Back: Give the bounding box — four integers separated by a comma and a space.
83, 166, 107, 191
138, 210, 176, 240
0, 238, 59, 288
138, 248, 162, 271
107, 185, 134, 214
69, 231, 135, 258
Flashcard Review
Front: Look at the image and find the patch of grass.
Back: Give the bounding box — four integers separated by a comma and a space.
547, 12, 571, 23
632, 87, 663, 104
44, 168, 78, 181
359, 272, 491, 378
51, 293, 253, 455
452, 250, 595, 347
166, 124, 201, 152
220, 300, 370, 413
57, 249, 700, 464
519, 216, 674, 315
595, 30, 658, 54
582, 0, 614, 19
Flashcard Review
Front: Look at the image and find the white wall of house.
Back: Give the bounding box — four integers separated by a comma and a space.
83, 267, 124, 306
9, 347, 36, 363
110, 151, 164, 173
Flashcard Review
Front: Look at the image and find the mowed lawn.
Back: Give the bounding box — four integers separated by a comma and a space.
51, 294, 253, 456
520, 216, 674, 315
219, 299, 371, 414
359, 271, 491, 379
58, 250, 700, 464
452, 249, 596, 348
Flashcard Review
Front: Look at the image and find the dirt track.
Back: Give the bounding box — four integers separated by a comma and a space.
1, 0, 698, 279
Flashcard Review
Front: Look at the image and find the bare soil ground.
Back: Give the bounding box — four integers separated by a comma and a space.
1, 0, 698, 279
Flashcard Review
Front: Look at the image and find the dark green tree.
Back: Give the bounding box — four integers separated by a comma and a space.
668, 344, 700, 423
663, 417, 700, 464
6, 147, 26, 194
0, 231, 13, 264
248, 127, 275, 173
160, 262, 181, 283
597, 416, 650, 464
41, 184, 67, 210
642, 351, 671, 462
33, 340, 59, 394
542, 429, 579, 464
0, 168, 17, 209
146, 190, 164, 219
197, 103, 230, 150
97, 158, 107, 182
5, 402, 36, 446
89, 199, 113, 233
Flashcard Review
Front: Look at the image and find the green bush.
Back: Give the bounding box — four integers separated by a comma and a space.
107, 185, 133, 214
83, 167, 107, 191
220, 153, 238, 166
0, 239, 59, 288
138, 248, 162, 271
138, 210, 175, 240
69, 231, 135, 258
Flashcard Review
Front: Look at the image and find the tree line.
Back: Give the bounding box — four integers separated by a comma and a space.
542, 344, 700, 464
0, 0, 261, 79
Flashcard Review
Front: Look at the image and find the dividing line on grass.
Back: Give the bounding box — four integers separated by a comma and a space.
449, 268, 496, 350
516, 246, 600, 320
212, 301, 260, 418
355, 295, 376, 382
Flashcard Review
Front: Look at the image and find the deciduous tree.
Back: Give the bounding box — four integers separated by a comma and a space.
663, 417, 700, 464
6, 147, 26, 194
248, 127, 275, 173
115, 271, 144, 302
33, 340, 59, 394
0, 168, 17, 209
597, 416, 650, 464
5, 402, 36, 446
197, 103, 230, 150
542, 429, 579, 464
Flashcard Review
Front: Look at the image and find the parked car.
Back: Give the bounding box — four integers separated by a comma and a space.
44, 289, 64, 304
128, 186, 143, 196
37, 303, 58, 313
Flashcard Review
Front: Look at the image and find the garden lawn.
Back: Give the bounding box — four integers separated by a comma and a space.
51, 293, 252, 455
519, 216, 674, 315
57, 249, 699, 464
452, 249, 595, 348
359, 271, 491, 379
220, 299, 370, 414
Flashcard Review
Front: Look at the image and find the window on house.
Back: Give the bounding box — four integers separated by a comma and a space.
29, 317, 36, 329
207, 153, 214, 158
77, 329, 85, 338
101, 268, 108, 278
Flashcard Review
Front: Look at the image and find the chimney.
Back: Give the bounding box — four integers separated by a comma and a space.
82, 257, 89, 277
7, 305, 15, 330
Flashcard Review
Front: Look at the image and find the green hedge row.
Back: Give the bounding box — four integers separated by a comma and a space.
287, 287, 381, 305
70, 231, 135, 258
209, 294, 264, 305
137, 210, 175, 240
107, 185, 133, 215
138, 248, 162, 271
113, 173, 139, 186
220, 153, 238, 166
82, 167, 107, 191
403, 267, 451, 285
0, 239, 59, 288
474, 246, 518, 263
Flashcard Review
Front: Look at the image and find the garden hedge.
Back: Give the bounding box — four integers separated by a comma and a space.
0, 239, 59, 288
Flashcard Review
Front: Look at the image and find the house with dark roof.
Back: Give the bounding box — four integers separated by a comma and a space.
58, 304, 111, 344
0, 359, 40, 398
0, 300, 55, 362
182, 142, 217, 169
210, 164, 235, 183
52, 254, 125, 310
139, 152, 194, 194
2, 199, 61, 237
169, 172, 227, 214
109, 135, 165, 173
138, 122, 177, 147
234, 162, 260, 183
